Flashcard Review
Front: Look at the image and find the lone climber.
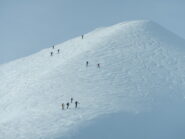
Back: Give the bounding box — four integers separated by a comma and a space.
86, 61, 89, 67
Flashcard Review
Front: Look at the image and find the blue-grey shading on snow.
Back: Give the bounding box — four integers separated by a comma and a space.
1, 20, 185, 139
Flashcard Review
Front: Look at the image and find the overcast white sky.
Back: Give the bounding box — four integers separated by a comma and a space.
0, 0, 185, 64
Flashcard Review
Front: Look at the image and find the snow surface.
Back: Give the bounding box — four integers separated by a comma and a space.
1, 20, 185, 139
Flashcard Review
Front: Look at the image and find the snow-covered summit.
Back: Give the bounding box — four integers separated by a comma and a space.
1, 20, 185, 139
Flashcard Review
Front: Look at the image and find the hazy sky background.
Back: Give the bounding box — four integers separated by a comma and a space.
0, 0, 185, 64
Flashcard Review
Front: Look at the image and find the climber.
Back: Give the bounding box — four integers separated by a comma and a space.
61, 103, 65, 110
86, 61, 89, 67
71, 97, 73, 103
50, 52, 53, 56
97, 63, 100, 68
52, 45, 55, 49
57, 49, 60, 53
82, 35, 84, 39
66, 102, 70, 109
75, 101, 80, 108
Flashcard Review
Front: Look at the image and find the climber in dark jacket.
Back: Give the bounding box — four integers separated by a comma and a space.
75, 101, 80, 108
66, 102, 70, 109
50, 52, 53, 56
86, 61, 89, 67
71, 97, 73, 103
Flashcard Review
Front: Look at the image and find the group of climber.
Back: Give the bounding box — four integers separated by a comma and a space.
86, 61, 100, 68
48, 34, 102, 111
50, 35, 101, 69
61, 98, 80, 110
50, 34, 84, 56
50, 45, 60, 56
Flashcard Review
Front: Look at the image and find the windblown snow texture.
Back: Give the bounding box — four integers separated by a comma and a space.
1, 20, 185, 139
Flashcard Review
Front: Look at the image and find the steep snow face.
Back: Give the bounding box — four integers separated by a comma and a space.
1, 20, 185, 139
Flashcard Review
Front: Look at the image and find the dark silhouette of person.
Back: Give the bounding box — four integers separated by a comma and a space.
58, 49, 60, 53
66, 102, 70, 109
61, 103, 65, 110
71, 98, 73, 103
97, 63, 100, 68
50, 52, 53, 56
75, 101, 80, 108
86, 61, 89, 67
82, 35, 84, 39
52, 45, 55, 49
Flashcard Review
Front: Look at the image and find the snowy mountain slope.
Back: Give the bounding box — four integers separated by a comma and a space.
1, 20, 185, 139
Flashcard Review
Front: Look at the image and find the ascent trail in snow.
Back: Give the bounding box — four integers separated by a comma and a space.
1, 20, 185, 139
